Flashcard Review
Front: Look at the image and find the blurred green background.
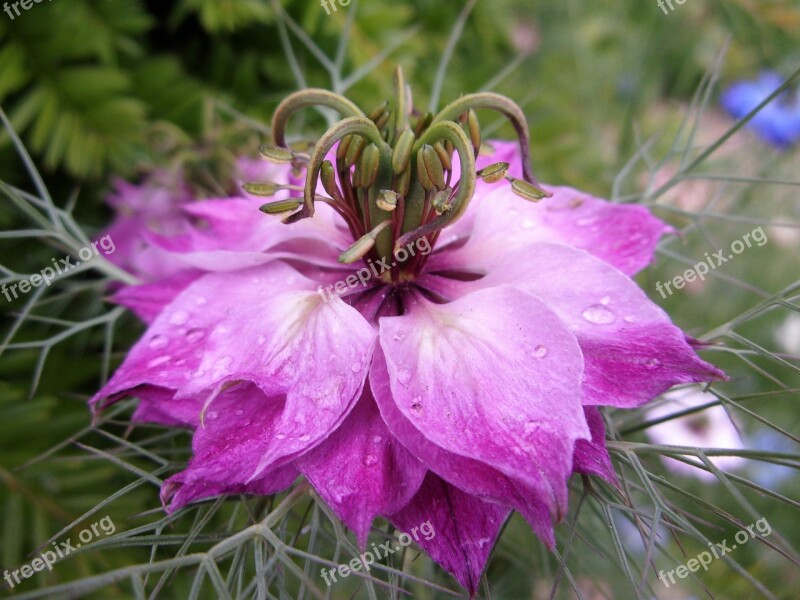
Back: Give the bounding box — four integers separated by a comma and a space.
1, 1, 799, 598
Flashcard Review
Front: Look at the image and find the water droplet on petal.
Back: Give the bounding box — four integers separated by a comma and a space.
195, 296, 208, 306
169, 311, 189, 326
532, 345, 548, 358
351, 363, 362, 373
521, 219, 535, 229
235, 409, 244, 416
372, 435, 383, 444
257, 334, 267, 345
624, 315, 636, 323
206, 410, 218, 420
275, 433, 286, 440
393, 331, 407, 342
410, 396, 423, 415
577, 216, 597, 226
299, 434, 312, 442
600, 296, 611, 305
148, 355, 171, 368
645, 358, 661, 369
396, 369, 412, 385
148, 335, 168, 350
478, 537, 490, 548
582, 304, 616, 325
186, 328, 205, 343
363, 454, 378, 467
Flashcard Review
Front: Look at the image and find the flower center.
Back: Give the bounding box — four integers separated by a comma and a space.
250, 67, 550, 282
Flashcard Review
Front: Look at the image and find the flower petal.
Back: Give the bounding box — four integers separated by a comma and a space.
379, 285, 588, 516
112, 270, 202, 324
429, 183, 668, 276
572, 407, 618, 486
296, 387, 427, 547
371, 352, 558, 545
423, 242, 724, 407
387, 473, 509, 596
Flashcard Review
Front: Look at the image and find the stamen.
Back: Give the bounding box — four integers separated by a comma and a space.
338, 220, 392, 264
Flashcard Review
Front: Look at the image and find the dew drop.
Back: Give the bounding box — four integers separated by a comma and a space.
410, 396, 423, 415
351, 363, 362, 373
532, 345, 548, 358
206, 410, 219, 420
392, 331, 407, 342
169, 310, 189, 326
147, 355, 171, 368
257, 334, 267, 345
186, 328, 205, 343
363, 454, 378, 467
645, 358, 662, 369
624, 315, 636, 323
299, 434, 312, 442
576, 216, 597, 226
235, 409, 244, 416
600, 296, 611, 305
372, 435, 383, 444
195, 296, 208, 306
242, 419, 252, 427
148, 335, 168, 350
521, 219, 535, 229
275, 433, 286, 440
396, 369, 412, 385
582, 304, 616, 325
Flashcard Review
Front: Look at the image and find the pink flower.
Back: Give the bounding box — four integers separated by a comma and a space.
92, 82, 723, 594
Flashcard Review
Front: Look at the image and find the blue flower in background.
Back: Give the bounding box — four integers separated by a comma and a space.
721, 71, 800, 148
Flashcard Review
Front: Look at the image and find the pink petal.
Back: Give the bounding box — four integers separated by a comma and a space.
429, 184, 668, 276
572, 407, 618, 486
387, 473, 510, 596
371, 352, 558, 545
131, 388, 202, 428
423, 242, 724, 408
296, 387, 427, 547
378, 285, 588, 517
112, 270, 202, 324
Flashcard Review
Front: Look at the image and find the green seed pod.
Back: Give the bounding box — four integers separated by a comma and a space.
259, 144, 294, 164
467, 109, 481, 154
395, 166, 411, 197
259, 198, 303, 214
320, 160, 340, 199
416, 147, 434, 191
510, 178, 550, 201
477, 162, 509, 184
360, 144, 381, 188
374, 110, 392, 132
433, 142, 452, 171
367, 100, 389, 122
421, 144, 446, 190
345, 135, 368, 168
392, 129, 416, 174
243, 182, 279, 196
337, 135, 354, 161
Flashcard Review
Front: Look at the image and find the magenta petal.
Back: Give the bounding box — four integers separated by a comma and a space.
387, 473, 510, 596
429, 184, 668, 276
162, 463, 299, 513
130, 388, 202, 429
426, 242, 724, 408
296, 387, 426, 547
572, 407, 618, 486
379, 285, 588, 516
112, 270, 202, 324
371, 352, 557, 545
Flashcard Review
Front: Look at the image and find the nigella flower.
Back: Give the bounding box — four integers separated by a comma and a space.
92, 69, 723, 594
721, 71, 800, 148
